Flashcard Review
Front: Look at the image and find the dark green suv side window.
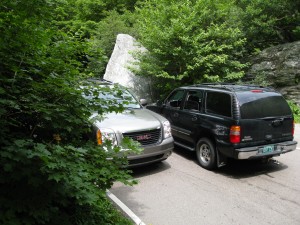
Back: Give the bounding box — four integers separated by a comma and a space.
184, 90, 203, 111
206, 91, 232, 117
166, 89, 185, 108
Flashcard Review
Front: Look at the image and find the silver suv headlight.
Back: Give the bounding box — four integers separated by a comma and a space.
163, 120, 172, 139
96, 128, 117, 145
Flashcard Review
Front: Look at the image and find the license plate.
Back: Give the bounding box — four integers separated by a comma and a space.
261, 145, 274, 154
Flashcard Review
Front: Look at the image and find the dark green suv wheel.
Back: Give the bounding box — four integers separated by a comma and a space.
196, 138, 217, 170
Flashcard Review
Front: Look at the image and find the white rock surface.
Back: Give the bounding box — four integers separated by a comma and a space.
103, 34, 152, 101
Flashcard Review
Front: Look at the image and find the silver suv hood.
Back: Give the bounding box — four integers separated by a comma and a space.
93, 108, 164, 133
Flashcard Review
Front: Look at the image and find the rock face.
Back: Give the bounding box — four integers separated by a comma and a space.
103, 34, 152, 101
245, 41, 300, 105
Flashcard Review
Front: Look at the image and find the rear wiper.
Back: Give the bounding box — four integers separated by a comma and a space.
260, 116, 277, 120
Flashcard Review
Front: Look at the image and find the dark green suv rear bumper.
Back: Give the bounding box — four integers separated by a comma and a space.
235, 141, 297, 159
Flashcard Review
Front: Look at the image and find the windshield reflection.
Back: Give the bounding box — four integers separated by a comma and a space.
82, 85, 141, 109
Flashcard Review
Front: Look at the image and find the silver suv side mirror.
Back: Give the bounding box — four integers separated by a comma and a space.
140, 99, 148, 106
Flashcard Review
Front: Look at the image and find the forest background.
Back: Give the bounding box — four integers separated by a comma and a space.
0, 0, 299, 224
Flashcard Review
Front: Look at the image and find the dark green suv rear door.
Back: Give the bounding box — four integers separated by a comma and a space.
237, 91, 294, 146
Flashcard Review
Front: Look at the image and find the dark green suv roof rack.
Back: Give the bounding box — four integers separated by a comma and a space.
190, 83, 274, 92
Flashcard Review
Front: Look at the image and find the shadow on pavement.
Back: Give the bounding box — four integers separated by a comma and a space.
130, 161, 171, 179
217, 158, 288, 179
173, 146, 198, 162
173, 145, 288, 179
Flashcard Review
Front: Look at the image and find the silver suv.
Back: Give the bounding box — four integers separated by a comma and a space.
84, 79, 173, 167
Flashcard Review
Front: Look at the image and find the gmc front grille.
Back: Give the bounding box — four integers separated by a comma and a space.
123, 128, 162, 146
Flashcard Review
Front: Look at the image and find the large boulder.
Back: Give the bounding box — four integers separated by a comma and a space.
245, 41, 300, 105
103, 34, 152, 101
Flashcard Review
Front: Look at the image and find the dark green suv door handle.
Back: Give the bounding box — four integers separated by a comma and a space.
173, 112, 179, 117
192, 116, 197, 121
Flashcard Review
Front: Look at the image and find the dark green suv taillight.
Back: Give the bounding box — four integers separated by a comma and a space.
293, 120, 295, 136
230, 126, 241, 143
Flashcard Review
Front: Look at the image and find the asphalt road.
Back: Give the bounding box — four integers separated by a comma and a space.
110, 125, 300, 225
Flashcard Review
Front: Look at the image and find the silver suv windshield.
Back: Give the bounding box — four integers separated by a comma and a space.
80, 81, 142, 109
99, 88, 141, 109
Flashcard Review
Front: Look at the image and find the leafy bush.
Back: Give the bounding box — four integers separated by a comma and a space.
236, 0, 300, 53
0, 1, 136, 224
133, 0, 299, 99
134, 0, 247, 96
0, 139, 135, 225
288, 101, 300, 123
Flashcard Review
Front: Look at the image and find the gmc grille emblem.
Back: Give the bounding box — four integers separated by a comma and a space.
136, 134, 152, 141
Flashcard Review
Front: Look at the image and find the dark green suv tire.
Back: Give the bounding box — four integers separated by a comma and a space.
196, 138, 217, 170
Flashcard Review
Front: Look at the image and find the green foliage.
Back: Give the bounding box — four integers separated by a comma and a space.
236, 0, 300, 53
0, 0, 137, 224
53, 0, 139, 77
0, 140, 134, 225
135, 0, 247, 95
74, 0, 140, 21
132, 0, 299, 99
288, 101, 300, 123
87, 10, 138, 76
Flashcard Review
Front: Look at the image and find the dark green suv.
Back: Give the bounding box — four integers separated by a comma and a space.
147, 84, 297, 170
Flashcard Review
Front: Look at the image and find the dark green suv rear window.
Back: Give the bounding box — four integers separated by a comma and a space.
237, 91, 291, 119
